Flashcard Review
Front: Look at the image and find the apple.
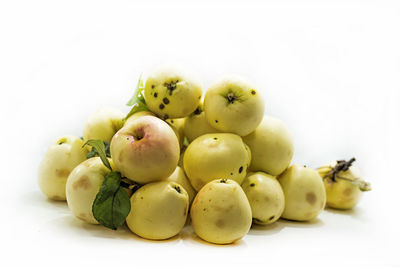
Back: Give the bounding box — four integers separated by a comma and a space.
318, 161, 365, 210
144, 68, 202, 119
183, 133, 250, 191
166, 118, 185, 149
191, 179, 252, 244
183, 104, 221, 143
38, 135, 87, 201
66, 157, 114, 224
166, 166, 196, 205
243, 116, 294, 176
110, 115, 180, 184
126, 181, 189, 240
278, 164, 326, 221
82, 107, 125, 143
203, 75, 265, 136
124, 111, 155, 126
242, 172, 285, 225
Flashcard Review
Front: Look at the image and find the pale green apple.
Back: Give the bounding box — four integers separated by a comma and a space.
124, 111, 155, 126
243, 116, 294, 176
183, 104, 221, 142
144, 68, 202, 119
318, 162, 363, 210
191, 179, 252, 244
83, 107, 124, 143
278, 164, 326, 221
110, 115, 180, 184
242, 172, 284, 224
183, 133, 250, 191
204, 75, 265, 136
166, 166, 196, 205
126, 181, 189, 240
38, 135, 87, 201
66, 157, 114, 224
166, 118, 185, 149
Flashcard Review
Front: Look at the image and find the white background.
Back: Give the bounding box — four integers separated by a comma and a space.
1, 0, 399, 266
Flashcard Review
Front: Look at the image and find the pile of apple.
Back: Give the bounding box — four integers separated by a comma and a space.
38, 68, 370, 244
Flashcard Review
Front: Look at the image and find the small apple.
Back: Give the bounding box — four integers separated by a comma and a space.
110, 115, 180, 184
318, 159, 369, 210
66, 157, 114, 224
38, 135, 87, 201
243, 116, 294, 176
166, 166, 196, 205
144, 68, 202, 119
278, 164, 326, 221
124, 111, 155, 126
83, 107, 124, 143
183, 104, 221, 143
126, 181, 189, 240
166, 118, 185, 149
191, 179, 252, 244
242, 172, 285, 225
183, 133, 250, 191
204, 75, 265, 136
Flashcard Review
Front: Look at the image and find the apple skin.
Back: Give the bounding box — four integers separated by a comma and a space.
318, 162, 363, 210
144, 68, 202, 119
66, 157, 114, 224
204, 75, 265, 136
126, 181, 189, 240
38, 135, 87, 201
83, 107, 124, 143
278, 164, 326, 221
243, 116, 294, 176
166, 166, 196, 205
124, 111, 155, 126
190, 179, 252, 244
242, 172, 285, 225
183, 133, 250, 191
183, 104, 221, 143
166, 118, 185, 149
110, 115, 180, 184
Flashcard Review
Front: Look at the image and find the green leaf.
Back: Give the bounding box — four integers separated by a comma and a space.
83, 140, 112, 171
92, 171, 131, 230
124, 74, 150, 121
87, 141, 111, 159
126, 74, 145, 106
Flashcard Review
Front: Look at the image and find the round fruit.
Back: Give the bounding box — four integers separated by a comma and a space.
38, 135, 87, 201
191, 179, 252, 244
318, 159, 368, 210
124, 111, 155, 126
83, 107, 124, 143
242, 172, 285, 225
183, 133, 250, 191
166, 166, 196, 205
126, 181, 189, 240
166, 118, 185, 149
243, 116, 293, 176
66, 157, 113, 224
183, 104, 220, 142
110, 115, 180, 184
144, 68, 202, 119
204, 75, 265, 136
278, 164, 326, 221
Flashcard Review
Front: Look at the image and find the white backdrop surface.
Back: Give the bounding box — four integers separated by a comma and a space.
1, 0, 399, 266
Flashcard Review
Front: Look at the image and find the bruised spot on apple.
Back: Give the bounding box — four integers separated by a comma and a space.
111, 115, 180, 184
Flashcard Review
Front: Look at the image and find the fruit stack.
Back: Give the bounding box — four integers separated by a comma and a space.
38, 68, 371, 244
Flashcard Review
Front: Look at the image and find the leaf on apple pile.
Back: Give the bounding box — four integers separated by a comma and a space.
83, 140, 112, 170
86, 141, 111, 159
83, 139, 132, 230
124, 74, 149, 121
92, 171, 131, 230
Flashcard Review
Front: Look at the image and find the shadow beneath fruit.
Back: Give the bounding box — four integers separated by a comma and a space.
248, 221, 285, 236
324, 206, 367, 221
180, 226, 247, 247
21, 190, 70, 214
278, 217, 325, 228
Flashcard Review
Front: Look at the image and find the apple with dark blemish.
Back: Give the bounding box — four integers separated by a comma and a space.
166, 166, 196, 205
278, 164, 326, 221
190, 179, 252, 244
38, 135, 87, 201
204, 75, 265, 136
144, 68, 202, 119
183, 133, 250, 191
66, 157, 115, 224
110, 115, 180, 184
